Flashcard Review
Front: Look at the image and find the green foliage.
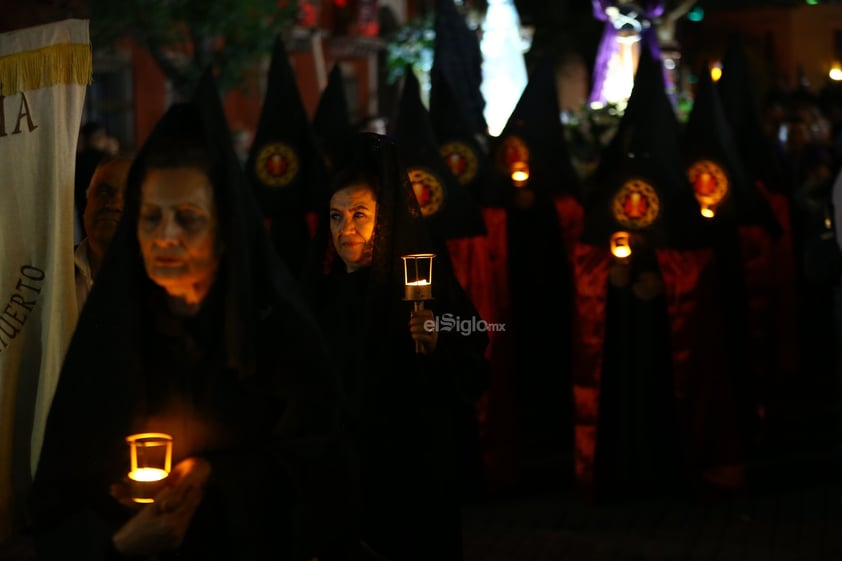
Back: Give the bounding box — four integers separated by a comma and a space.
385, 14, 435, 85
88, 0, 300, 97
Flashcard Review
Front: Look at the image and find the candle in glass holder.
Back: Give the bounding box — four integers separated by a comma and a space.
402, 253, 436, 353
402, 253, 435, 302
126, 433, 172, 503
610, 231, 632, 263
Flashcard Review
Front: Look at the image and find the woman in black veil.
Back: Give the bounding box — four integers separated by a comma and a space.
302, 132, 489, 561
30, 71, 347, 561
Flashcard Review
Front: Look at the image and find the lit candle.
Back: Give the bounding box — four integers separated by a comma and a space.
510, 162, 530, 188
610, 231, 632, 262
402, 253, 436, 353
126, 433, 172, 503
402, 254, 435, 302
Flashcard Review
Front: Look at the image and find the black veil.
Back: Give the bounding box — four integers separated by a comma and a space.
31, 69, 342, 561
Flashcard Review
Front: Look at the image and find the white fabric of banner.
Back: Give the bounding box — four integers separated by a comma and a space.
0, 18, 90, 539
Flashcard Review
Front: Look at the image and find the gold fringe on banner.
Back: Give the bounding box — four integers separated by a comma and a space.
0, 42, 92, 96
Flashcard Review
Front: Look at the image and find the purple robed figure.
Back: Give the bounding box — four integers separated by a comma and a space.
589, 0, 667, 106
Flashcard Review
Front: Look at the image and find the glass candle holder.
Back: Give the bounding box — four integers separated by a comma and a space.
402, 253, 435, 302
610, 231, 632, 262
126, 433, 173, 503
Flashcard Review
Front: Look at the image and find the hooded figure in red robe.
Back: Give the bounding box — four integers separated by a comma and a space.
574, 45, 712, 502
682, 62, 783, 490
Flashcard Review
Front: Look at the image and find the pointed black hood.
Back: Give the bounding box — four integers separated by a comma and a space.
313, 63, 354, 177
429, 69, 504, 208
717, 34, 789, 195
581, 46, 708, 250
492, 56, 581, 200
394, 69, 487, 240
683, 63, 781, 237
430, 0, 487, 138
246, 34, 327, 216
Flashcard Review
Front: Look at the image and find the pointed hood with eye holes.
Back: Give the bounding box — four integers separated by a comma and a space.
581, 45, 709, 250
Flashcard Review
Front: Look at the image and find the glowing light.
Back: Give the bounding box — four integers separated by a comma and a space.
129, 467, 168, 482
610, 231, 632, 261
701, 207, 715, 218
710, 61, 723, 82
612, 245, 631, 258
688, 6, 704, 21
126, 433, 172, 503
601, 33, 640, 108
402, 253, 435, 299
830, 64, 842, 81
510, 162, 530, 187
481, 0, 529, 136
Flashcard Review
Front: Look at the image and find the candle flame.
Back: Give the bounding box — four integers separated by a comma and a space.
612, 245, 631, 259
129, 467, 168, 482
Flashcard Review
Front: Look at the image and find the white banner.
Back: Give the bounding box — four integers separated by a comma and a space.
0, 18, 90, 539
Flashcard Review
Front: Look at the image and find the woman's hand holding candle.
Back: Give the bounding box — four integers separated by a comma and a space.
409, 307, 438, 355
111, 457, 211, 556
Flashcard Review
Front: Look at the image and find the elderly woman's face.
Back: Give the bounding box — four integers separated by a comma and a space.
138, 167, 220, 301
329, 183, 377, 272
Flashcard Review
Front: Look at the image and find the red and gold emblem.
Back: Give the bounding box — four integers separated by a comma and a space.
254, 142, 299, 188
495, 134, 529, 176
440, 141, 478, 185
687, 159, 728, 208
407, 167, 445, 217
612, 178, 660, 229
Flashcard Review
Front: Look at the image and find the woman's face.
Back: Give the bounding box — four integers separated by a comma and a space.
138, 167, 221, 304
329, 183, 377, 272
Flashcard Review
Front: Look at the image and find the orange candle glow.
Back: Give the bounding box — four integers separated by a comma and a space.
126, 433, 172, 503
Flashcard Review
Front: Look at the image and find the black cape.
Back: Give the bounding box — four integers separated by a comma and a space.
31, 70, 348, 561
301, 133, 489, 561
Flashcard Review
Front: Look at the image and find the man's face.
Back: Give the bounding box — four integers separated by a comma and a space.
83, 157, 131, 257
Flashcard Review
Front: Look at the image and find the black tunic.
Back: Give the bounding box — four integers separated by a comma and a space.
311, 262, 488, 561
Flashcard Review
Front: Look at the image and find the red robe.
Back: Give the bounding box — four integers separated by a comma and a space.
571, 243, 744, 493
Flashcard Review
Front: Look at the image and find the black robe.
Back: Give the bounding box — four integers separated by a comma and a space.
309, 262, 489, 561
30, 76, 348, 561
592, 257, 683, 502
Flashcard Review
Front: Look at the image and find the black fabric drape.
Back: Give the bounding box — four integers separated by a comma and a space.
593, 256, 683, 503
301, 133, 489, 561
31, 69, 348, 561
